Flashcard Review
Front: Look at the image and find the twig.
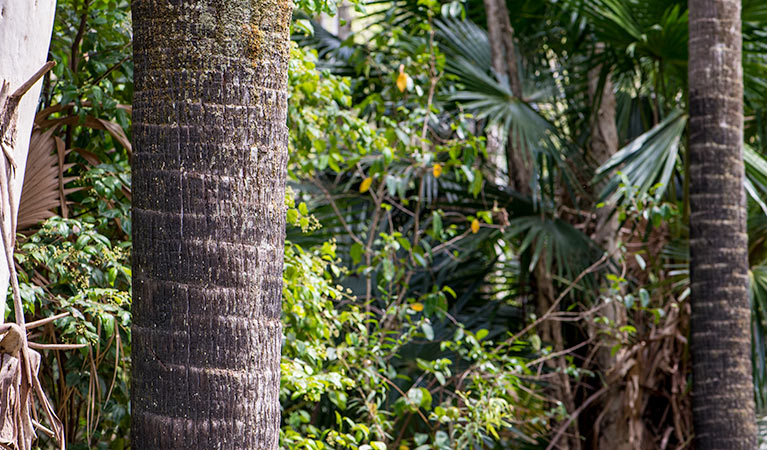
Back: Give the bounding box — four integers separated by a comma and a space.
10, 62, 56, 101
372, 372, 431, 426
25, 313, 70, 330
312, 179, 366, 248
430, 229, 471, 254
526, 336, 594, 368
496, 252, 611, 352
88, 54, 130, 87
545, 386, 607, 450
28, 342, 87, 351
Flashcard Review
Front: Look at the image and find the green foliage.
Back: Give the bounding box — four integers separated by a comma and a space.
4, 1, 135, 447
296, 0, 364, 16
281, 11, 558, 448
18, 0, 767, 449
279, 211, 547, 449
48, 0, 133, 130
15, 218, 131, 449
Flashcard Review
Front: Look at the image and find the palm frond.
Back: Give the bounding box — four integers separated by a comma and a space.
751, 266, 767, 410
745, 145, 767, 215
505, 214, 602, 287
435, 19, 492, 75
18, 128, 77, 232
595, 109, 686, 204
570, 0, 688, 66
445, 57, 577, 198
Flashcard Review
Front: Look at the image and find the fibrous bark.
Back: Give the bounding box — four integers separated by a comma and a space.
131, 1, 292, 449
688, 0, 756, 448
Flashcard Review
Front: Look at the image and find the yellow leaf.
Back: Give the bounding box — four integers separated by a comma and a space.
399, 446, 410, 450
411, 302, 424, 312
471, 219, 480, 234
397, 64, 408, 92
359, 176, 373, 193
432, 163, 443, 178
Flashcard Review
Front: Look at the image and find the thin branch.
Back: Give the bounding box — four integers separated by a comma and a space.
496, 252, 611, 352
526, 336, 594, 368
28, 343, 88, 351
545, 387, 607, 450
88, 54, 130, 87
312, 179, 366, 248
10, 62, 56, 101
25, 313, 70, 330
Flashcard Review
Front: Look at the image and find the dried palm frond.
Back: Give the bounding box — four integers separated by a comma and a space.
34, 115, 131, 154
16, 128, 77, 232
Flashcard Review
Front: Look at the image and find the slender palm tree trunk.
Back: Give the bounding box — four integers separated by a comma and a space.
688, 0, 756, 448
483, 4, 579, 448
131, 1, 292, 448
588, 52, 620, 256
586, 55, 636, 449
482, 0, 530, 192
338, 1, 353, 40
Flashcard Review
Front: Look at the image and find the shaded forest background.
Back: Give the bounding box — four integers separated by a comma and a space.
9, 0, 767, 448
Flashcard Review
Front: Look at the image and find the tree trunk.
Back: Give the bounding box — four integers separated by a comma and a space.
588, 53, 620, 255
482, 0, 521, 97
586, 54, 634, 450
0, 0, 57, 322
688, 0, 756, 448
482, 0, 531, 193
483, 3, 579, 449
131, 1, 292, 449
338, 0, 353, 40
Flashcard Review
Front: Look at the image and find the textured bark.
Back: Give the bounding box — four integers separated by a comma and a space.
482, 0, 521, 97
688, 0, 757, 448
131, 1, 292, 449
0, 0, 57, 322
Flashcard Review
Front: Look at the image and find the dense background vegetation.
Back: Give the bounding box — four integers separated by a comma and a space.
10, 0, 767, 448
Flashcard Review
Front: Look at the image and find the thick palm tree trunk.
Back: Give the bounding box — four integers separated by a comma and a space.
131, 1, 292, 448
688, 0, 756, 448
